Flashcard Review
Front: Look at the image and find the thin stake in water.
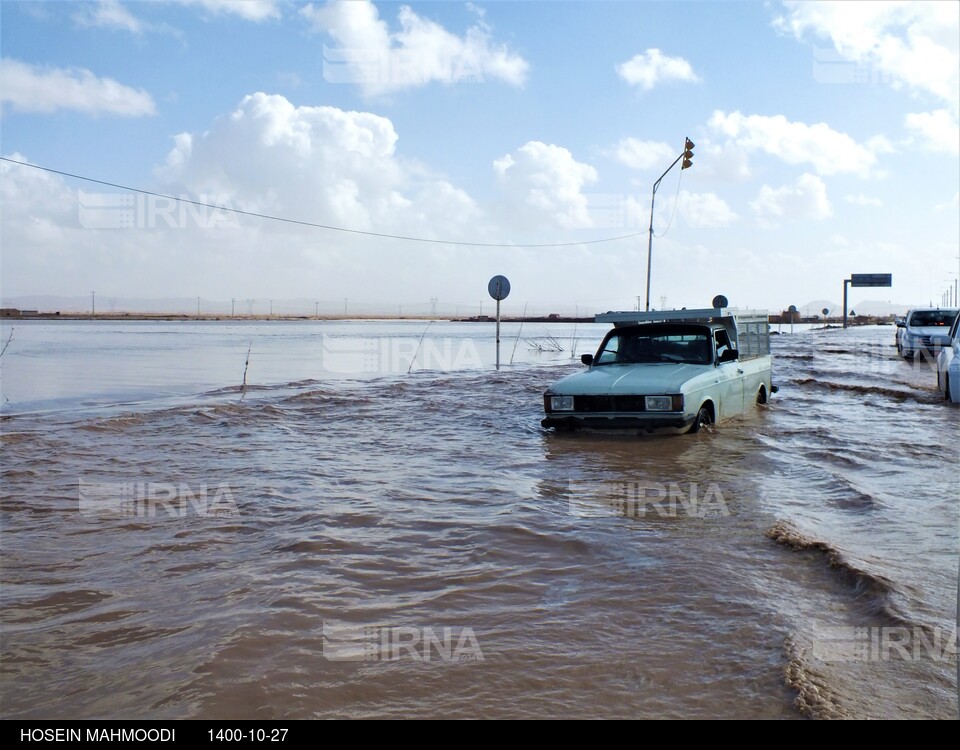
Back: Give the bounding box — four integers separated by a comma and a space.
408, 322, 433, 374
0, 328, 13, 359
240, 343, 252, 400
510, 303, 528, 365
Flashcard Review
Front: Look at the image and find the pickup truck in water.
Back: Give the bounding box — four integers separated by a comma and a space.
541, 307, 775, 434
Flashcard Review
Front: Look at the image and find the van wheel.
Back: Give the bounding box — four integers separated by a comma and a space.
947, 375, 953, 403
689, 406, 713, 433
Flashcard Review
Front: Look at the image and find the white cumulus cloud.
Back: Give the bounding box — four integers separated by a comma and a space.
160, 92, 481, 240
494, 142, 598, 229
676, 191, 738, 228
302, 0, 528, 96
0, 58, 156, 116
176, 0, 281, 22
0, 153, 77, 240
73, 0, 143, 33
616, 48, 700, 90
751, 173, 833, 221
774, 1, 959, 156
642, 190, 738, 231
904, 109, 960, 155
708, 110, 882, 176
774, 1, 959, 114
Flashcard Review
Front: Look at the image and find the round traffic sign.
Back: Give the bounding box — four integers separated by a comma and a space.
488, 275, 511, 301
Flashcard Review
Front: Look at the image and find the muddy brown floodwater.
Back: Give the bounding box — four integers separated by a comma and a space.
1, 321, 957, 718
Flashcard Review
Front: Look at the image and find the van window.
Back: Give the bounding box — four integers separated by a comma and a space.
909, 310, 957, 327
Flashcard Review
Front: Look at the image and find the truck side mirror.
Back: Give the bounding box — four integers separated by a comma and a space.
719, 348, 739, 363
895, 320, 905, 327
581, 354, 594, 366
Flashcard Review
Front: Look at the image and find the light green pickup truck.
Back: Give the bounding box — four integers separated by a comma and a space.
541, 307, 775, 434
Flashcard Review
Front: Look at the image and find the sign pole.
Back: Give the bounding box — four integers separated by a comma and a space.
496, 299, 501, 371
487, 275, 511, 372
843, 278, 850, 329
845, 274, 893, 328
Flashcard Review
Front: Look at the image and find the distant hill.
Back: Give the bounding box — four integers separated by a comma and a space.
795, 299, 840, 317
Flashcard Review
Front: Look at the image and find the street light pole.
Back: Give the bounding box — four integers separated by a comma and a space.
645, 138, 694, 311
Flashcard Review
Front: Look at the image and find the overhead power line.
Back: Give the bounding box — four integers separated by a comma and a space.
1, 157, 645, 249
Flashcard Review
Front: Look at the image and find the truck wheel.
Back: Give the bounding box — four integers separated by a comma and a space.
756, 386, 768, 405
947, 375, 953, 403
689, 406, 713, 433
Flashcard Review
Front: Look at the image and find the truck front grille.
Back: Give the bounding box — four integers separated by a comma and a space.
574, 395, 651, 413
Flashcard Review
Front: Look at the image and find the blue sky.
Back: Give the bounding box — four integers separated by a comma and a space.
1, 1, 958, 314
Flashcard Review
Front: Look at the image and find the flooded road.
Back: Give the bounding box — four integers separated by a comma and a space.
1, 321, 957, 719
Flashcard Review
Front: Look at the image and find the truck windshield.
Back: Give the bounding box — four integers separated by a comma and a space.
595, 330, 713, 365
909, 310, 958, 327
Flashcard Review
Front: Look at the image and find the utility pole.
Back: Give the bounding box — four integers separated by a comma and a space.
91, 291, 95, 316
197, 296, 201, 317
231, 298, 235, 317
315, 301, 319, 317
646, 138, 694, 311
343, 298, 348, 316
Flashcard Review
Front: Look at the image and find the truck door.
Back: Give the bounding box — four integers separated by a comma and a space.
714, 329, 744, 418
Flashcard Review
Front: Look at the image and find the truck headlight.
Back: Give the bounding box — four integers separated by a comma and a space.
644, 395, 683, 411
550, 395, 574, 411
645, 396, 672, 411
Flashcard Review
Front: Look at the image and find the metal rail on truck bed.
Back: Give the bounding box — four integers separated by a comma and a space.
594, 308, 771, 360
